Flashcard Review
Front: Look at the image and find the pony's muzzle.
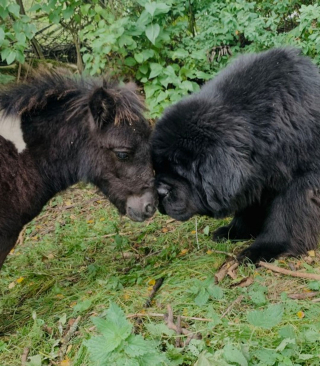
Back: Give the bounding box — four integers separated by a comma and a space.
126, 191, 157, 222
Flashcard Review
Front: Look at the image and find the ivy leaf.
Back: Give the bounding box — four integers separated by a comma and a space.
134, 53, 144, 64
145, 2, 157, 17
247, 304, 284, 329
223, 344, 248, 366
145, 23, 160, 45
124, 57, 137, 66
62, 7, 74, 20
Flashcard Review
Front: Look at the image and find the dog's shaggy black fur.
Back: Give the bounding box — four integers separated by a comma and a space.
0, 73, 156, 268
152, 48, 320, 263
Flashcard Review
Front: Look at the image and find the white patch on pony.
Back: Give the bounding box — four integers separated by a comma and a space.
0, 111, 26, 153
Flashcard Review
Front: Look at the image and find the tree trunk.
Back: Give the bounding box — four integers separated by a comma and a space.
16, 0, 44, 59
72, 33, 84, 73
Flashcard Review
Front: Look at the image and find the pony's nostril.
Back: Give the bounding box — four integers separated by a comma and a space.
144, 203, 154, 214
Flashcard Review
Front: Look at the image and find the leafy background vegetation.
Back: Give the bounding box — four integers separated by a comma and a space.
1, 0, 320, 365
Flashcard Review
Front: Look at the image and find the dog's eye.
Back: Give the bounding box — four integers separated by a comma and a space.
115, 151, 129, 161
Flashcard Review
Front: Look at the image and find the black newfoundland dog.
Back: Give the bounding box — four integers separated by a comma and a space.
152, 48, 320, 263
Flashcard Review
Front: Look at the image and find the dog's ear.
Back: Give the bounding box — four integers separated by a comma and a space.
198, 147, 248, 213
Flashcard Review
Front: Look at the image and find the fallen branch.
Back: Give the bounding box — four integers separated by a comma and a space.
215, 260, 238, 283
144, 277, 165, 308
59, 316, 81, 361
221, 295, 244, 318
288, 292, 319, 300
259, 261, 320, 281
21, 347, 29, 366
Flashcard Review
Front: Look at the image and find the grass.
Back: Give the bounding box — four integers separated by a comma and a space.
1, 185, 320, 365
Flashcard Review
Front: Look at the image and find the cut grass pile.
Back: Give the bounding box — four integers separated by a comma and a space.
1, 185, 320, 365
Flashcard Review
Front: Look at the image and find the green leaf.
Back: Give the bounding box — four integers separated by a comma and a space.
85, 335, 114, 364
62, 7, 74, 20
139, 64, 149, 74
125, 334, 156, 357
145, 23, 160, 45
15, 49, 25, 63
254, 349, 278, 365
49, 11, 60, 24
141, 49, 154, 60
248, 284, 268, 305
8, 3, 20, 17
144, 84, 161, 99
203, 226, 210, 235
149, 63, 163, 78
145, 2, 157, 17
145, 323, 175, 337
207, 284, 224, 299
6, 50, 16, 65
247, 304, 284, 329
195, 351, 219, 366
172, 49, 189, 59
0, 6, 9, 20
223, 344, 248, 366
124, 57, 137, 66
0, 27, 4, 42
26, 354, 42, 366
195, 287, 209, 306
134, 53, 144, 64
73, 299, 92, 313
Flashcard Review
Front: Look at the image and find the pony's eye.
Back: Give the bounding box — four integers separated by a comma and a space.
115, 151, 129, 161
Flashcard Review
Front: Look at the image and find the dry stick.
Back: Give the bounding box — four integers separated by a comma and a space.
164, 305, 189, 336
126, 312, 213, 322
59, 316, 81, 361
144, 277, 165, 308
221, 295, 244, 318
288, 292, 319, 300
259, 261, 320, 281
21, 347, 29, 366
175, 315, 182, 348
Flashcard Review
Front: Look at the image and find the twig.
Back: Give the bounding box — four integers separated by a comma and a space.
126, 312, 213, 322
21, 347, 29, 366
221, 295, 244, 318
288, 292, 319, 300
259, 261, 320, 280
195, 217, 199, 250
164, 305, 189, 336
175, 315, 182, 347
227, 262, 239, 279
144, 277, 165, 308
312, 298, 320, 303
16, 226, 27, 247
215, 260, 238, 283
59, 316, 81, 361
166, 219, 176, 224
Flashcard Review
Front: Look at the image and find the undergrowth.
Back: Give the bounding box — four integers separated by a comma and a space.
1, 185, 320, 365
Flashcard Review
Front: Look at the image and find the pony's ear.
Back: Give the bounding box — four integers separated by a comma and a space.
88, 87, 115, 129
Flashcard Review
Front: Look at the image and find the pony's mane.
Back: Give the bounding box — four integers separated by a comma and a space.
0, 72, 145, 125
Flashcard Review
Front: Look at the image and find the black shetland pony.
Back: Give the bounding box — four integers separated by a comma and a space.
0, 73, 157, 268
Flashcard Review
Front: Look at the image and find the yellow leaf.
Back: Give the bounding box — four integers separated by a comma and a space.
32, 236, 38, 241
179, 249, 188, 256
56, 294, 64, 299
99, 217, 105, 221
308, 250, 315, 257
161, 227, 168, 233
16, 277, 24, 283
60, 358, 70, 366
9, 249, 15, 255
8, 281, 16, 289
65, 200, 72, 206
96, 200, 102, 204
70, 301, 77, 308
123, 294, 130, 300
207, 250, 213, 255
148, 279, 156, 286
297, 311, 305, 319
87, 220, 94, 224
191, 230, 196, 234
70, 214, 76, 220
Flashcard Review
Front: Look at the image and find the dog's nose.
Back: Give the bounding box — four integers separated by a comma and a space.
157, 186, 169, 198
